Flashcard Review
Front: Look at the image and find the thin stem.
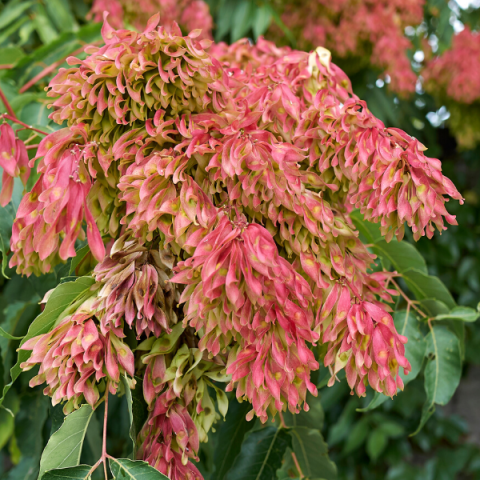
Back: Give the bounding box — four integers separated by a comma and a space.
291, 452, 305, 479
19, 42, 101, 93
26, 144, 40, 150
390, 277, 427, 319
0, 114, 48, 135
103, 386, 109, 480
0, 87, 16, 118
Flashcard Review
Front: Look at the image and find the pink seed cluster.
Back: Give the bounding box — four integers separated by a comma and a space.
6, 14, 462, 479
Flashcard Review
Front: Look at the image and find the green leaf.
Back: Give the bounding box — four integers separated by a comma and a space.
32, 4, 59, 44
412, 326, 463, 434
45, 0, 78, 33
0, 47, 25, 66
38, 405, 94, 479
366, 429, 388, 461
226, 427, 291, 480
342, 417, 369, 455
289, 427, 337, 480
212, 399, 255, 480
276, 448, 299, 480
372, 240, 427, 275
410, 401, 435, 437
0, 325, 22, 340
402, 269, 456, 310
424, 326, 462, 406
0, 276, 95, 406
394, 310, 426, 384
109, 458, 169, 479
0, 203, 17, 278
356, 391, 389, 413
41, 465, 93, 480
122, 376, 148, 457
435, 306, 480, 323
350, 210, 382, 244
359, 310, 426, 413
0, 0, 35, 30
230, 0, 254, 42
281, 393, 324, 431
69, 245, 91, 276
215, 0, 235, 42
252, 4, 272, 39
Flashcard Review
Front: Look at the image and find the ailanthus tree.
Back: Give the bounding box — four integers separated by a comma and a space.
0, 10, 468, 479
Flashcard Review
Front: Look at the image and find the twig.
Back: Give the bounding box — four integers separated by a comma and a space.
0, 114, 48, 135
19, 41, 101, 93
390, 277, 427, 319
291, 451, 305, 479
0, 65, 14, 70
0, 87, 16, 118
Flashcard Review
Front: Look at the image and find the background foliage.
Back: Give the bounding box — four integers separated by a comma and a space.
0, 0, 479, 479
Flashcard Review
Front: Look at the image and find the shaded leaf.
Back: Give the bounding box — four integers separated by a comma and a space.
424, 326, 462, 406
0, 1, 35, 29
289, 427, 337, 480
252, 4, 272, 39
0, 276, 95, 406
403, 268, 456, 310
212, 399, 255, 480
38, 405, 94, 479
42, 465, 92, 480
122, 375, 148, 457
226, 427, 291, 480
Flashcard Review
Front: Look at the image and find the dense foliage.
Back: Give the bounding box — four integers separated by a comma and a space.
0, 1, 479, 480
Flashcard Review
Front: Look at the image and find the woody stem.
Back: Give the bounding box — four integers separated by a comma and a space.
0, 114, 48, 135
390, 277, 427, 318
0, 88, 16, 119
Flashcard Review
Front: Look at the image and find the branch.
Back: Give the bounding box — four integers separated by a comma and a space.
0, 87, 16, 118
0, 114, 48, 135
390, 277, 427, 319
19, 41, 101, 94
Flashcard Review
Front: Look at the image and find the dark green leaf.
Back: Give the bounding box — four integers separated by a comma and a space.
231, 0, 254, 42
122, 375, 148, 457
281, 393, 324, 431
212, 399, 255, 480
424, 325, 461, 406
403, 268, 456, 310
252, 4, 272, 39
350, 210, 382, 244
289, 427, 337, 480
366, 429, 388, 461
42, 465, 93, 480
109, 458, 169, 479
0, 203, 16, 278
226, 427, 291, 480
38, 405, 94, 479
0, 276, 95, 406
372, 240, 428, 275
394, 310, 426, 383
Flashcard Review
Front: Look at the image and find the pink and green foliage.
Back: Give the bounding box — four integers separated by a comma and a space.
0, 12, 463, 479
